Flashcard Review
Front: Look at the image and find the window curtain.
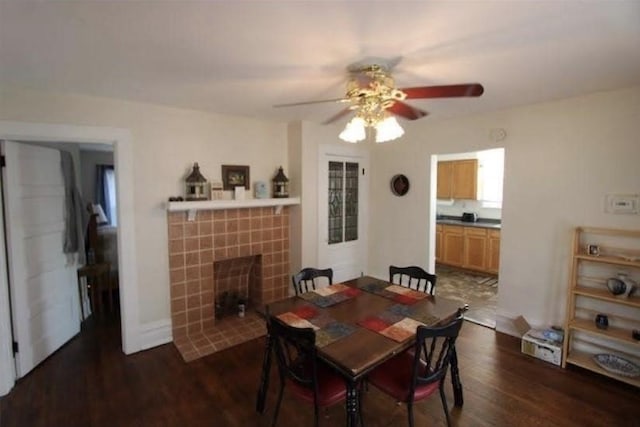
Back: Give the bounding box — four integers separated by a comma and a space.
60, 150, 86, 264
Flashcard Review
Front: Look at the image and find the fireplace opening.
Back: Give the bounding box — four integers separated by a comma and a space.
213, 254, 262, 320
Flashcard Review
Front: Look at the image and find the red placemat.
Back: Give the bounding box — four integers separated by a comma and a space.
358, 304, 440, 342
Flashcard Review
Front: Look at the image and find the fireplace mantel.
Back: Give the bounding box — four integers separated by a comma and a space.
166, 197, 300, 212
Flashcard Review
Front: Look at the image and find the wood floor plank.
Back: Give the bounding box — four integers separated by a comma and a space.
1, 315, 638, 426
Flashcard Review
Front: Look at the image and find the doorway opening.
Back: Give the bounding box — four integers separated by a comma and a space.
0, 121, 137, 397
432, 148, 504, 328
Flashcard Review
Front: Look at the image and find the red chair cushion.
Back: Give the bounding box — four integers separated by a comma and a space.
368, 351, 440, 403
288, 362, 347, 407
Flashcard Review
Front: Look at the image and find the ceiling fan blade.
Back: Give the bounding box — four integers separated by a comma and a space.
387, 101, 429, 121
323, 107, 353, 125
401, 84, 484, 99
273, 98, 349, 108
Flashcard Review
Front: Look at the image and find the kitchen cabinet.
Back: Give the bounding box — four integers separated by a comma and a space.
562, 227, 640, 388
436, 159, 478, 200
435, 224, 443, 263
463, 227, 487, 271
486, 229, 501, 274
436, 223, 500, 275
436, 162, 453, 199
442, 225, 464, 266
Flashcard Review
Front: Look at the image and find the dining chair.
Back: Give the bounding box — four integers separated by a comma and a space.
389, 265, 437, 295
367, 310, 465, 427
291, 267, 333, 296
268, 315, 351, 427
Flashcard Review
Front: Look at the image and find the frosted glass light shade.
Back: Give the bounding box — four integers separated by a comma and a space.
375, 116, 404, 143
339, 117, 366, 143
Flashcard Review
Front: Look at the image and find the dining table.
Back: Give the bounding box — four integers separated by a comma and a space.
255, 275, 466, 427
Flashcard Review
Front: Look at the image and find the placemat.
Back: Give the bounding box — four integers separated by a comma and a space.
298, 283, 362, 308
356, 281, 429, 305
276, 304, 358, 347
357, 304, 440, 342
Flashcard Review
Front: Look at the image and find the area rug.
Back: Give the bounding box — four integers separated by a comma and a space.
435, 265, 498, 328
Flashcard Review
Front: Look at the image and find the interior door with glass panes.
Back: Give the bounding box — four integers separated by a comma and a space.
318, 150, 368, 283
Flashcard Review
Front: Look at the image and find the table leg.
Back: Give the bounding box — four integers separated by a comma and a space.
255, 333, 273, 414
450, 345, 464, 407
345, 380, 360, 427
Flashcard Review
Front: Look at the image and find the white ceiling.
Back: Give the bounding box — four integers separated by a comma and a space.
1, 1, 640, 125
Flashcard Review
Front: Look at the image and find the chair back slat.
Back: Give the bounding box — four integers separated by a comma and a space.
291, 267, 334, 296
389, 265, 437, 295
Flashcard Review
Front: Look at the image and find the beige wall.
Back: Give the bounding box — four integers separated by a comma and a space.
0, 87, 288, 325
366, 85, 640, 332
2, 84, 639, 339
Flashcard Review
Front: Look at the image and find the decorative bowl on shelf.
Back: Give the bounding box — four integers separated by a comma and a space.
592, 354, 640, 378
606, 278, 626, 296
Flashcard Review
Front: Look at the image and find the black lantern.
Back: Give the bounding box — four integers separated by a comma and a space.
272, 166, 289, 198
185, 162, 208, 200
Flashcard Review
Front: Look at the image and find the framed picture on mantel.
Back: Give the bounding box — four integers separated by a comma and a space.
222, 165, 250, 190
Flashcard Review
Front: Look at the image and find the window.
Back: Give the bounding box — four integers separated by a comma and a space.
328, 161, 359, 244
477, 148, 504, 209
96, 165, 117, 226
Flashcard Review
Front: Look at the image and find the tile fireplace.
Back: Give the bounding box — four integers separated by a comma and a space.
167, 206, 291, 361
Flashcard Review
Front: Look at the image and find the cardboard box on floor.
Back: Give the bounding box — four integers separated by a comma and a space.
514, 316, 563, 366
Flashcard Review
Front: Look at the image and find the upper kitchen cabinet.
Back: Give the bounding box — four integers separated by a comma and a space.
436, 159, 478, 200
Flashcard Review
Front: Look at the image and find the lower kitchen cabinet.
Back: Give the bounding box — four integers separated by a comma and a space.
486, 229, 501, 274
435, 224, 443, 263
442, 225, 464, 266
436, 224, 500, 275
463, 227, 487, 271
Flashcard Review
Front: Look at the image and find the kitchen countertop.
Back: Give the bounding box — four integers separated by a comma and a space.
436, 216, 501, 229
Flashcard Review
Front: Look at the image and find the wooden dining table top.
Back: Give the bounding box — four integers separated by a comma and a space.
262, 275, 462, 381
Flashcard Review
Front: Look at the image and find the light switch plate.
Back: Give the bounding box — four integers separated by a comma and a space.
605, 194, 639, 214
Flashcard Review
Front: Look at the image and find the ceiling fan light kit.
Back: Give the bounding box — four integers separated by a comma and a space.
275, 62, 484, 144
339, 65, 406, 144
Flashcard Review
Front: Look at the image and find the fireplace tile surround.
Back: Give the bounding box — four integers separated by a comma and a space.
167, 206, 291, 361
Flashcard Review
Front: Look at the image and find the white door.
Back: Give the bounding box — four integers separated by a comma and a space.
318, 148, 369, 283
1, 141, 80, 377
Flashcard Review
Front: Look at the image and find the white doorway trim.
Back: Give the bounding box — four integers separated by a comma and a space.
0, 121, 140, 396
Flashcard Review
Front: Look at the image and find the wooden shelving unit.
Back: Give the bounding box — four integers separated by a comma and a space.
562, 227, 640, 387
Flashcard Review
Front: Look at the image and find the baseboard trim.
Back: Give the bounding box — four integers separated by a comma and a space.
139, 319, 173, 351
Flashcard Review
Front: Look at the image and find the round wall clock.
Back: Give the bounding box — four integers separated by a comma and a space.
390, 174, 410, 196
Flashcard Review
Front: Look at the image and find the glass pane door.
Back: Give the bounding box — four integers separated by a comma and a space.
328, 161, 359, 245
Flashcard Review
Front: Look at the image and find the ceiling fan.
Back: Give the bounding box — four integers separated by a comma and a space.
274, 64, 484, 143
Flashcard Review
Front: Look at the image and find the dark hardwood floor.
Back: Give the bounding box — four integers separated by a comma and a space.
1, 314, 638, 427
